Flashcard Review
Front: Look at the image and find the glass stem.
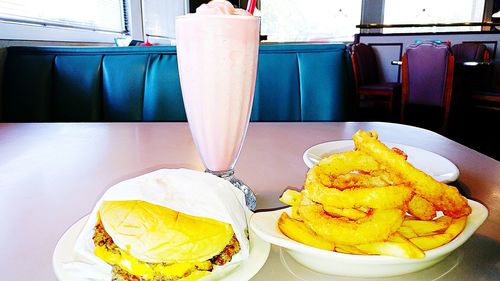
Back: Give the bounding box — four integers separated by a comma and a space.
205, 169, 257, 211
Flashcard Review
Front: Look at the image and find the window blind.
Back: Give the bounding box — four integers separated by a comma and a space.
0, 0, 126, 33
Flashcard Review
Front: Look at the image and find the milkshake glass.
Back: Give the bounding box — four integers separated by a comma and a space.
176, 1, 259, 210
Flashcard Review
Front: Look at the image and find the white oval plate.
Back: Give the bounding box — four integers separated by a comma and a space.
303, 140, 459, 183
53, 215, 270, 281
250, 200, 487, 278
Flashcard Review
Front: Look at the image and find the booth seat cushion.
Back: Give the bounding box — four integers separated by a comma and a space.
1, 44, 352, 122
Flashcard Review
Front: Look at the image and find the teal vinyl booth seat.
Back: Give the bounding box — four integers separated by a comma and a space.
1, 44, 353, 122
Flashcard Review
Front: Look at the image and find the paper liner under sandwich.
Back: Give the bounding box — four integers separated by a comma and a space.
68, 168, 250, 280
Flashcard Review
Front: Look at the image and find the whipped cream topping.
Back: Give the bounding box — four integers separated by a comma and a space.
195, 0, 251, 16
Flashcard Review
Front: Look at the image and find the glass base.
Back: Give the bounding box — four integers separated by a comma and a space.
206, 169, 257, 211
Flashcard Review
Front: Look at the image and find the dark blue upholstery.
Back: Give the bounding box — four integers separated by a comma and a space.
1, 44, 353, 122
102, 54, 148, 121
143, 54, 187, 121
297, 50, 351, 121
54, 55, 102, 121
3, 54, 54, 121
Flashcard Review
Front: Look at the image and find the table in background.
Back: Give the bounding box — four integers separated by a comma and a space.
0, 122, 498, 280
450, 59, 500, 160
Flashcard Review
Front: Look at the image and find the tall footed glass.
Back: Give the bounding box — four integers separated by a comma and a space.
176, 12, 259, 210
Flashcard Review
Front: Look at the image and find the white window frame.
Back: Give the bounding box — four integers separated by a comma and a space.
0, 0, 145, 43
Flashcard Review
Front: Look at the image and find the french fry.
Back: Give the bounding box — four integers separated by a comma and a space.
445, 216, 467, 238
409, 233, 454, 250
277, 213, 334, 251
397, 226, 418, 239
356, 242, 425, 259
279, 190, 303, 219
388, 232, 413, 243
335, 244, 365, 255
402, 218, 451, 236
279, 189, 302, 206
404, 216, 466, 250
408, 195, 436, 220
435, 215, 453, 225
323, 205, 367, 220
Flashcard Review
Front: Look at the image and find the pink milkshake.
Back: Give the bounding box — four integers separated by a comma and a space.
176, 0, 259, 209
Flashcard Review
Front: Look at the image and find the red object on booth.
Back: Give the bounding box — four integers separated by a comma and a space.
140, 38, 153, 46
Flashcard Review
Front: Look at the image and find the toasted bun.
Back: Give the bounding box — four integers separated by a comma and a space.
99, 200, 234, 263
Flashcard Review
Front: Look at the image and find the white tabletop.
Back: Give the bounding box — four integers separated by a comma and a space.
0, 122, 498, 280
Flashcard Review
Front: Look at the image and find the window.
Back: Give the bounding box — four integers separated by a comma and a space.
383, 0, 486, 33
0, 0, 127, 42
0, 0, 491, 44
0, 0, 125, 32
142, 0, 187, 41
0, 0, 188, 44
260, 0, 362, 42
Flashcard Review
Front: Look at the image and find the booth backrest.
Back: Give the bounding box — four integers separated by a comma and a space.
1, 44, 353, 122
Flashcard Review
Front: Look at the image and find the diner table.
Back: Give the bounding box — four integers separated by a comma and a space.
0, 122, 498, 281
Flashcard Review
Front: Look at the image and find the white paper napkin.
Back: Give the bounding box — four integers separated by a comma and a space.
69, 168, 250, 280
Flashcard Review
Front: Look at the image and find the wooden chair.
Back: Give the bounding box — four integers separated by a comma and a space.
451, 43, 490, 63
401, 42, 455, 133
451, 42, 492, 98
350, 43, 401, 120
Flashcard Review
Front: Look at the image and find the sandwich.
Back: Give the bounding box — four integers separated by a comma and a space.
92, 200, 241, 281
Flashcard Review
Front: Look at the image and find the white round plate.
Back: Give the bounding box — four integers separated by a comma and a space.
53, 215, 270, 281
303, 140, 459, 183
250, 200, 487, 278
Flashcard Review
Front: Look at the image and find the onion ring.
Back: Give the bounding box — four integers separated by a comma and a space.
305, 165, 413, 209
352, 130, 470, 218
299, 203, 404, 245
317, 150, 380, 178
329, 170, 403, 190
